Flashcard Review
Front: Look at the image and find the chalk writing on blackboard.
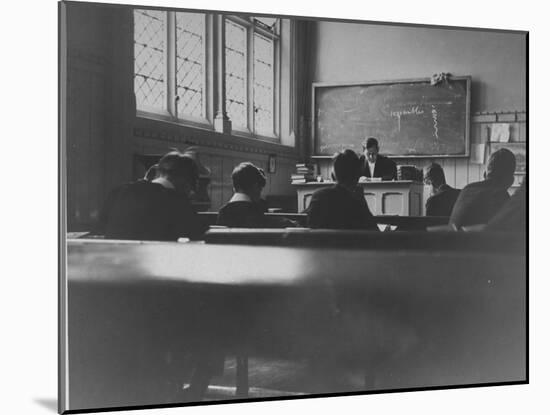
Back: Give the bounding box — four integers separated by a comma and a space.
313, 77, 470, 157
390, 106, 425, 131
431, 105, 439, 140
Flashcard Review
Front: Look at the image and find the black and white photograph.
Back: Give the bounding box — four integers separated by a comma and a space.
5, 0, 549, 414
57, 0, 529, 412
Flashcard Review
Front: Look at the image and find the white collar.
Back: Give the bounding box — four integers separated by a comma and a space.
229, 192, 252, 203
367, 159, 376, 175
152, 177, 175, 189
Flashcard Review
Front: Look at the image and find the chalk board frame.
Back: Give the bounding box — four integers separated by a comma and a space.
311, 76, 471, 159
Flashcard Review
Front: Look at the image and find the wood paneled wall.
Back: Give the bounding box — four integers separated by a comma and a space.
133, 118, 299, 211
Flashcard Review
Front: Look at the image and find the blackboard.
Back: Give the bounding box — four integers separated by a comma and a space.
312, 77, 471, 158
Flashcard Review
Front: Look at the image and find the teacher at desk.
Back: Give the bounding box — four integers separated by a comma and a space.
359, 137, 397, 180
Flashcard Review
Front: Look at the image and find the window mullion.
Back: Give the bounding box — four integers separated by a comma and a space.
201, 14, 209, 122
214, 14, 231, 133
273, 35, 280, 137
247, 26, 254, 133
166, 11, 176, 118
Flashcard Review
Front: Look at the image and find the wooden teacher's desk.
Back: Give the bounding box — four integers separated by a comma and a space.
293, 180, 424, 215
65, 237, 525, 410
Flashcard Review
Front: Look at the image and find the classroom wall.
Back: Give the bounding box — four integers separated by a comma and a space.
132, 117, 300, 212
64, 4, 311, 230
64, 4, 134, 231
311, 21, 527, 207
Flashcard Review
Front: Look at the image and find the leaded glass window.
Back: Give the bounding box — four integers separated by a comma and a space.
175, 12, 205, 118
134, 10, 166, 111
225, 20, 247, 128
253, 33, 274, 135
133, 10, 285, 140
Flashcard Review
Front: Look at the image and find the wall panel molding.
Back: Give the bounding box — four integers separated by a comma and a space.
134, 117, 301, 160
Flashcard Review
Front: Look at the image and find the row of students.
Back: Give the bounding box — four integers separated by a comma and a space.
98, 147, 524, 241
217, 151, 378, 230
424, 148, 524, 231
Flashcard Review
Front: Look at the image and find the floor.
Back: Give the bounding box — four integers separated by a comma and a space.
198, 356, 370, 401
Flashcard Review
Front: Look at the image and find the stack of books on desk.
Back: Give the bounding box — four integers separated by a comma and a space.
397, 165, 423, 181
291, 163, 316, 184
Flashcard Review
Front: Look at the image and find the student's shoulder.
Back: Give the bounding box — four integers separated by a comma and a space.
379, 154, 395, 163
463, 180, 508, 197
220, 200, 254, 208
426, 193, 438, 204
311, 185, 339, 199
460, 180, 487, 193
112, 180, 156, 197
157, 187, 195, 210
219, 201, 256, 214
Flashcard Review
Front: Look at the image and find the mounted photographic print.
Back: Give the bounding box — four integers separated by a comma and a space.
59, 0, 527, 413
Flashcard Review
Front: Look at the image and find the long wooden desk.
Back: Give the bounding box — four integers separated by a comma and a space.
293, 181, 424, 215
196, 212, 448, 230
65, 239, 526, 410
204, 228, 525, 252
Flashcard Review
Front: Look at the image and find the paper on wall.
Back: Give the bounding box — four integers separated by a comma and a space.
471, 143, 486, 164
490, 123, 510, 142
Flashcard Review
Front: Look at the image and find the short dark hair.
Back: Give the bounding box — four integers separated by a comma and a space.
363, 137, 379, 150
486, 148, 516, 183
425, 163, 446, 186
157, 151, 199, 182
333, 149, 361, 184
232, 162, 266, 193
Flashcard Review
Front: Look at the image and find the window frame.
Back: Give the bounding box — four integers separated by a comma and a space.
224, 15, 281, 141
223, 17, 249, 134
172, 11, 210, 125
134, 10, 171, 118
133, 10, 284, 142
135, 10, 211, 128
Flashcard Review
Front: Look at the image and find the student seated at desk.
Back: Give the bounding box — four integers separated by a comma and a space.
306, 149, 378, 230
449, 148, 516, 229
99, 151, 206, 241
424, 162, 460, 217
217, 162, 295, 228
486, 176, 526, 232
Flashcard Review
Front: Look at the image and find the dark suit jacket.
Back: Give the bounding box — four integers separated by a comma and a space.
305, 184, 378, 230
217, 200, 267, 228
449, 179, 511, 228
486, 181, 526, 232
425, 184, 461, 217
359, 154, 397, 180
217, 200, 295, 228
99, 181, 205, 241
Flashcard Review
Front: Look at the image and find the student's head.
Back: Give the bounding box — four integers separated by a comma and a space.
485, 148, 516, 188
332, 149, 362, 186
232, 162, 266, 201
362, 137, 380, 163
157, 151, 199, 195
424, 163, 446, 189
